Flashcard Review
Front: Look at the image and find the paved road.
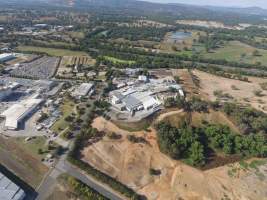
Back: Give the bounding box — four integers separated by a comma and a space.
36, 151, 125, 200
36, 82, 125, 200
60, 161, 125, 200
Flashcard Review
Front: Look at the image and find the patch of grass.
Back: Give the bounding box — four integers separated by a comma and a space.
0, 136, 48, 187
16, 45, 88, 56
200, 41, 267, 65
113, 119, 151, 132
51, 98, 76, 134
67, 31, 85, 39
103, 56, 136, 64
249, 160, 267, 171
14, 137, 48, 159
239, 160, 249, 170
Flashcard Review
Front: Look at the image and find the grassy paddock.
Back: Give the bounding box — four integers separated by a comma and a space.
103, 56, 136, 64
200, 41, 267, 65
16, 46, 88, 57
51, 98, 76, 134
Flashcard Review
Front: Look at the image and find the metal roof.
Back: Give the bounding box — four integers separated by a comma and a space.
72, 83, 94, 97
0, 172, 25, 200
122, 95, 142, 110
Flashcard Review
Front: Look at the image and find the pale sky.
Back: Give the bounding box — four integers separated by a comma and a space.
145, 0, 267, 9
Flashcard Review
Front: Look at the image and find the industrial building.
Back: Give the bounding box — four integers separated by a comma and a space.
110, 76, 183, 116
0, 82, 20, 101
0, 97, 43, 130
0, 172, 25, 200
72, 83, 94, 99
0, 53, 15, 62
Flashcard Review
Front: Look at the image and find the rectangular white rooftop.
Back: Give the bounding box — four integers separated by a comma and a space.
72, 83, 94, 97
1, 98, 43, 130
0, 53, 15, 61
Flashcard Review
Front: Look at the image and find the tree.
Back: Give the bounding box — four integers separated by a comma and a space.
188, 142, 205, 166
252, 50, 261, 57
222, 134, 234, 154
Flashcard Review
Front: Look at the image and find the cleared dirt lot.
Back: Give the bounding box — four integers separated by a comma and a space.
81, 117, 267, 200
172, 69, 199, 97
193, 70, 267, 113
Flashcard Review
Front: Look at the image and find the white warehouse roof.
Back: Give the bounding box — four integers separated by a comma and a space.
72, 83, 94, 97
1, 98, 43, 130
0, 53, 15, 61
0, 172, 26, 200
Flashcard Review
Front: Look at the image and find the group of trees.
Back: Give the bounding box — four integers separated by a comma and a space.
156, 121, 267, 167
106, 26, 175, 42
223, 103, 267, 134
164, 96, 209, 113
156, 122, 206, 166
65, 175, 109, 200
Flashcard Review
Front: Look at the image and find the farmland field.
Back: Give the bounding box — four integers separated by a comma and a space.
16, 45, 88, 57
200, 41, 267, 65
57, 55, 96, 77
103, 56, 136, 64
0, 136, 48, 188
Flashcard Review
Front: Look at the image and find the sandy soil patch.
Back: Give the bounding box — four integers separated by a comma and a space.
193, 70, 267, 113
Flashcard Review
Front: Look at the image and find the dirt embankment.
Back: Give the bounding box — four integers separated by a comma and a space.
81, 117, 267, 200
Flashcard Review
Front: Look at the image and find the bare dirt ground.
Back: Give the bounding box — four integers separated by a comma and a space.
172, 69, 199, 98
81, 117, 267, 200
193, 70, 267, 113
176, 20, 246, 30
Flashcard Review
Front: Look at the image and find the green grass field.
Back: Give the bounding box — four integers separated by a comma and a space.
103, 56, 136, 64
200, 41, 267, 65
16, 45, 88, 57
14, 137, 50, 159
51, 98, 76, 134
67, 31, 85, 39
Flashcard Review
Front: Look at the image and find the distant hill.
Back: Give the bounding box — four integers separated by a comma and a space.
206, 6, 267, 17
0, 0, 267, 25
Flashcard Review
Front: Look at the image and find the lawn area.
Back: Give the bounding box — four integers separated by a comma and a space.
51, 98, 76, 134
0, 136, 48, 187
103, 56, 136, 64
14, 137, 49, 159
31, 39, 77, 48
16, 45, 88, 57
67, 31, 85, 39
200, 41, 267, 65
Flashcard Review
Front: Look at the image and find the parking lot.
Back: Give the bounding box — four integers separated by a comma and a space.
10, 56, 59, 79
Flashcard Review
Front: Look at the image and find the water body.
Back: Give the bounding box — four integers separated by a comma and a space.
170, 31, 192, 40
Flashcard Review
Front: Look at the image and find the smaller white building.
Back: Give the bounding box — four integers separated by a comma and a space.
138, 75, 148, 82
0, 98, 43, 130
0, 53, 15, 62
72, 83, 94, 99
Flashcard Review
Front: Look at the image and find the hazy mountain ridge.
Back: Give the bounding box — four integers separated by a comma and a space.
0, 0, 267, 24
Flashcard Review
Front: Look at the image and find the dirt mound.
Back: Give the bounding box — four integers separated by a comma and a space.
82, 117, 267, 200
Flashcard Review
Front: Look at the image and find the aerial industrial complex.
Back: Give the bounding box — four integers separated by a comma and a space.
109, 75, 184, 120
0, 78, 61, 132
